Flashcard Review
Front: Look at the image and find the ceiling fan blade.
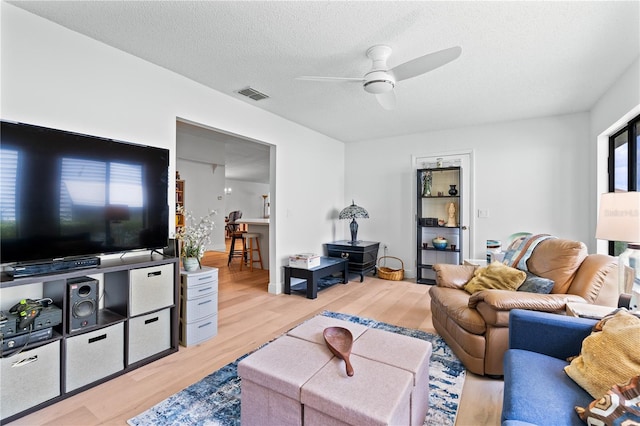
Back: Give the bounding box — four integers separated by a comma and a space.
376, 90, 396, 110
296, 76, 364, 83
391, 46, 462, 82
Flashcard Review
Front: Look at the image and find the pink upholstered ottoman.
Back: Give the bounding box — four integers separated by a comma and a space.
240, 315, 432, 426
301, 354, 413, 425
238, 335, 333, 426
286, 315, 368, 344
352, 328, 432, 426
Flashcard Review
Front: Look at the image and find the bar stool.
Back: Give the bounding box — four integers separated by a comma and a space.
227, 230, 247, 266
241, 233, 263, 271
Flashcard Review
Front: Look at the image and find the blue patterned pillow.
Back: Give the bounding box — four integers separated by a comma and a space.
517, 272, 554, 294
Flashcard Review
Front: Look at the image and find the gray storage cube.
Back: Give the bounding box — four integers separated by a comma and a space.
1, 341, 61, 420
128, 308, 171, 364
65, 323, 124, 392
129, 264, 174, 316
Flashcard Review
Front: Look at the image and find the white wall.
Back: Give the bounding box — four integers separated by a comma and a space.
176, 159, 226, 251
1, 3, 346, 293
345, 113, 591, 278
224, 179, 270, 220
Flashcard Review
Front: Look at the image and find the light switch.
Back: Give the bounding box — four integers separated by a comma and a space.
478, 209, 489, 218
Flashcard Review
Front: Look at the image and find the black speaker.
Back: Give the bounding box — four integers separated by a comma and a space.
67, 276, 98, 332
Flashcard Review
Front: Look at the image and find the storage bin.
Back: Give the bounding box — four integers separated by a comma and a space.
1, 341, 60, 420
65, 323, 124, 392
129, 264, 174, 316
128, 308, 171, 364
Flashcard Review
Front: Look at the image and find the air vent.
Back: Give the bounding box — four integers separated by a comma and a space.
236, 87, 269, 101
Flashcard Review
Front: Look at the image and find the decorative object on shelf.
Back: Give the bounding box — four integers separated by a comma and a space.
183, 257, 199, 272
422, 170, 432, 196
432, 237, 448, 250
451, 245, 456, 251
177, 210, 217, 270
446, 202, 457, 227
448, 185, 458, 196
438, 219, 446, 226
436, 158, 443, 168
595, 192, 640, 311
338, 200, 369, 244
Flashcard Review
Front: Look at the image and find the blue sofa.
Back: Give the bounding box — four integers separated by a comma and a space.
502, 309, 597, 426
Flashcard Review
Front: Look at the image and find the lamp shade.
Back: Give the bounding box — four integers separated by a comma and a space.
339, 200, 369, 220
595, 192, 640, 243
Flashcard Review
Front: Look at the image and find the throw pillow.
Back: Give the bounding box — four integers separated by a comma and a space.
517, 272, 554, 294
565, 310, 640, 399
575, 375, 640, 424
463, 261, 526, 294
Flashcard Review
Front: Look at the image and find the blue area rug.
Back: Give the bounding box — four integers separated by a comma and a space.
128, 311, 466, 426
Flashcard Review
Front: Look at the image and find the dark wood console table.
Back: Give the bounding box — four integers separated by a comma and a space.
326, 240, 380, 282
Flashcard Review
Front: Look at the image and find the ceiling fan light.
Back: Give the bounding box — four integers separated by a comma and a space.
363, 70, 395, 94
364, 80, 394, 94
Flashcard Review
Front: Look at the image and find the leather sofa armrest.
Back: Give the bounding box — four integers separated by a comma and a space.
468, 289, 586, 311
433, 264, 476, 289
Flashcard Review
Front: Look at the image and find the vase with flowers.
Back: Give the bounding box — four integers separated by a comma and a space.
177, 210, 217, 271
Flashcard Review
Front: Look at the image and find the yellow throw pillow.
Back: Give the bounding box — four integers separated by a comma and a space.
463, 261, 526, 294
565, 310, 640, 399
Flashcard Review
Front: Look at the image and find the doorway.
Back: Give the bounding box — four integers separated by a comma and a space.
175, 119, 273, 290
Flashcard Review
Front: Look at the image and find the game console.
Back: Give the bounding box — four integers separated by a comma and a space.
0, 304, 62, 337
1, 327, 53, 352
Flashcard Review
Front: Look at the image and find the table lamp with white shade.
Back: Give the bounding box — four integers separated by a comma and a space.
595, 192, 640, 311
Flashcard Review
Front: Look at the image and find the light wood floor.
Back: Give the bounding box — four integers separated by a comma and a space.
8, 248, 503, 426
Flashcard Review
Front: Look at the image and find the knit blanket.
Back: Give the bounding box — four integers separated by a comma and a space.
502, 234, 556, 271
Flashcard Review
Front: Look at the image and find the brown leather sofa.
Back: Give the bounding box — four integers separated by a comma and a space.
429, 238, 619, 376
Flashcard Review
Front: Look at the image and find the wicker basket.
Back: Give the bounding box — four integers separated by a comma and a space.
377, 256, 404, 281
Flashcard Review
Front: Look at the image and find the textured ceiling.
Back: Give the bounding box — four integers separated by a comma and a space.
7, 1, 640, 181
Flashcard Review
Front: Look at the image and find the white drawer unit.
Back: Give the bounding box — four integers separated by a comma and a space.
129, 263, 174, 316
1, 341, 61, 420
65, 322, 124, 392
179, 266, 218, 346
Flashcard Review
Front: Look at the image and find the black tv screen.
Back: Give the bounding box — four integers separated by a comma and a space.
0, 121, 169, 264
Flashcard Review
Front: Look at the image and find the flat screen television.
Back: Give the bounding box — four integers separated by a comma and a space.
0, 120, 170, 265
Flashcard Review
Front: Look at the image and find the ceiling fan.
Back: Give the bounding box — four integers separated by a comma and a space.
297, 45, 462, 110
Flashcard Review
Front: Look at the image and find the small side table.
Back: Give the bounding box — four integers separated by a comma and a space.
283, 257, 348, 299
326, 240, 380, 282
